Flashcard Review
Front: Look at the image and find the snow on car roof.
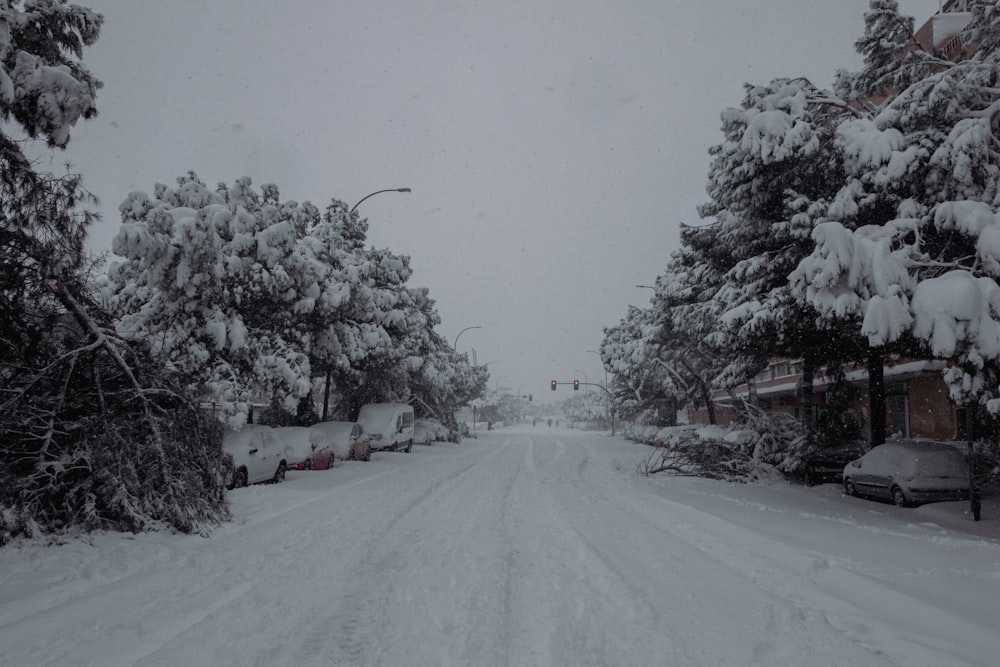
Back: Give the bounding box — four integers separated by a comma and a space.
311, 421, 357, 437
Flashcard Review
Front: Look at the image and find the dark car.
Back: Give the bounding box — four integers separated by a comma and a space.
843, 439, 970, 507
799, 440, 867, 486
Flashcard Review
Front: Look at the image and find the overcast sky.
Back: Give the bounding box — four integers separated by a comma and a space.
59, 0, 942, 403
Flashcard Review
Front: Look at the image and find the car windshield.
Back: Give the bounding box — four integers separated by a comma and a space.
912, 451, 967, 477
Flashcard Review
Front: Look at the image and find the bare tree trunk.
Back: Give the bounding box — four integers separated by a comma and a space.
800, 359, 815, 431
677, 358, 715, 425
322, 366, 332, 421
868, 346, 886, 446
702, 380, 717, 425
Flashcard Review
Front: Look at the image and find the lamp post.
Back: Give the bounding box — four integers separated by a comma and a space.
350, 187, 411, 213
454, 325, 482, 350
588, 349, 611, 429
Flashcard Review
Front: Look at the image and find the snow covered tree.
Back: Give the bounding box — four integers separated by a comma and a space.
601, 306, 666, 423
396, 291, 488, 426
792, 0, 1000, 435
600, 300, 687, 426
0, 0, 102, 174
109, 174, 323, 428
109, 175, 477, 429
697, 76, 868, 402
645, 245, 732, 425
561, 390, 609, 425
852, 0, 934, 102
2, 2, 229, 543
1, 0, 102, 348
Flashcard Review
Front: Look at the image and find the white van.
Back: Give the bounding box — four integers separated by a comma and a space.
356, 403, 415, 453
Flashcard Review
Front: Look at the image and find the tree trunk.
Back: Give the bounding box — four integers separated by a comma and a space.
800, 359, 815, 431
747, 376, 759, 407
322, 366, 332, 421
701, 380, 716, 425
867, 346, 886, 446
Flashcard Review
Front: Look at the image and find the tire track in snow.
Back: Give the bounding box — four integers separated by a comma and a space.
502, 434, 694, 666
283, 435, 520, 666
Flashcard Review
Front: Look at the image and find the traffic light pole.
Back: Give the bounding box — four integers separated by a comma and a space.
550, 381, 616, 436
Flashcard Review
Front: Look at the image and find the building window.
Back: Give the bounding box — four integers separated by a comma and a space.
889, 394, 910, 438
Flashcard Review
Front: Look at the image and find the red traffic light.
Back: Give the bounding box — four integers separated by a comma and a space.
551, 380, 557, 391
573, 380, 580, 390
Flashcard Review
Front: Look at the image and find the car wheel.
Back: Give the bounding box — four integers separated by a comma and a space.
844, 478, 857, 497
891, 487, 907, 507
273, 462, 287, 484
803, 466, 816, 487
230, 468, 248, 490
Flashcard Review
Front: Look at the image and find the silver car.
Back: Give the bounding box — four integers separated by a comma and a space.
222, 425, 290, 489
843, 440, 970, 507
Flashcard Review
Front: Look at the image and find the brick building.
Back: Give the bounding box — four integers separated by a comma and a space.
689, 358, 961, 441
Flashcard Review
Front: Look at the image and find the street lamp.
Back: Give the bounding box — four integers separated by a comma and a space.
588, 349, 611, 429
454, 325, 482, 350
350, 187, 411, 213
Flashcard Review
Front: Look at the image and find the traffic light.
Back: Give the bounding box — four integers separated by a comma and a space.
573, 379, 580, 391
551, 380, 557, 391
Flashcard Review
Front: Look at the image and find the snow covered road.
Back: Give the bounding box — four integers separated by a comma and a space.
1, 426, 998, 666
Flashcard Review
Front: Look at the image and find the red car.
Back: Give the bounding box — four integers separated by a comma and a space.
312, 421, 371, 462
273, 426, 335, 471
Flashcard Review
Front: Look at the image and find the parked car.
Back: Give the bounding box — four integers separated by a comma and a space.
274, 426, 334, 471
222, 425, 289, 489
799, 439, 867, 486
311, 421, 371, 462
413, 418, 448, 446
842, 439, 970, 506
356, 403, 414, 452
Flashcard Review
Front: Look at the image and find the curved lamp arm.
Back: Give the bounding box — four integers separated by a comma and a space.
350, 188, 411, 213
